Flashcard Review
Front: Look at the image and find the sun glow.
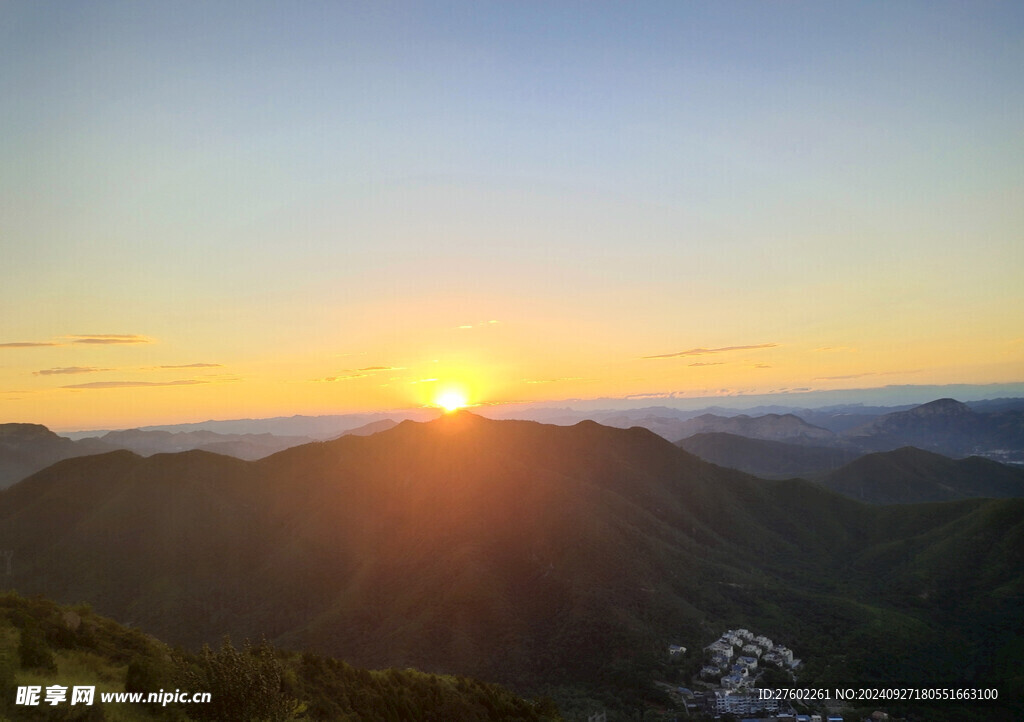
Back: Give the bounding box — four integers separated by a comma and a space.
435, 389, 469, 413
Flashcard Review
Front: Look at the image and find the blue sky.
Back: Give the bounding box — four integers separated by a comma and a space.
2, 1, 1022, 428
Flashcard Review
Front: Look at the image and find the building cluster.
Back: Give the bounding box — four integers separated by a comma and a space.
700, 628, 800, 690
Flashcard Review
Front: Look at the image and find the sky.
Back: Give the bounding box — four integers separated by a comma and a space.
1, 1, 1022, 430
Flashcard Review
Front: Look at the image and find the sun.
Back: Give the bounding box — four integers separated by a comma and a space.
435, 389, 468, 413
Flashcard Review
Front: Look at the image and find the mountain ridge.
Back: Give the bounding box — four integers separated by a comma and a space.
0, 413, 1020, 711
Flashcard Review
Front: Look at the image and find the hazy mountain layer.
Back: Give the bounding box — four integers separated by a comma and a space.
676, 432, 859, 479
843, 398, 1024, 456
0, 423, 114, 489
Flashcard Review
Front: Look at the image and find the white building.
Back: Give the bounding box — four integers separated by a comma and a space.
736, 655, 758, 670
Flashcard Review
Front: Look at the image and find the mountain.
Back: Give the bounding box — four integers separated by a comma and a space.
656, 412, 835, 444
820, 446, 1024, 504
0, 413, 1020, 716
0, 423, 113, 489
0, 591, 561, 721
334, 418, 399, 438
61, 411, 435, 441
843, 398, 1024, 458
676, 432, 859, 479
98, 428, 316, 460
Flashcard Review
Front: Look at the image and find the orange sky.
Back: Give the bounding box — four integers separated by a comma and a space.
2, 2, 1022, 430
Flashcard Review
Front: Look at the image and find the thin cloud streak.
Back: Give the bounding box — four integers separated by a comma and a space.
814, 373, 876, 381
62, 380, 207, 389
158, 363, 222, 369
643, 343, 778, 359
0, 341, 61, 348
68, 334, 151, 345
35, 367, 111, 376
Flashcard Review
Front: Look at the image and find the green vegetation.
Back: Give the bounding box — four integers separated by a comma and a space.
0, 593, 562, 721
0, 416, 1022, 718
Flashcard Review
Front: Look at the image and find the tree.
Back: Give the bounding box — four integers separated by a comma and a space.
175, 637, 300, 722
18, 623, 56, 672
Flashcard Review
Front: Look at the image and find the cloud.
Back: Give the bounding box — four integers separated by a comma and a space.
353, 366, 403, 372
624, 391, 677, 400
158, 363, 222, 369
316, 373, 368, 382
62, 380, 207, 389
456, 320, 500, 330
523, 377, 590, 384
815, 369, 923, 381
643, 343, 778, 359
35, 367, 111, 376
753, 364, 772, 368
68, 334, 151, 345
0, 341, 61, 348
409, 378, 438, 384
814, 373, 876, 380
813, 346, 856, 353
688, 362, 724, 367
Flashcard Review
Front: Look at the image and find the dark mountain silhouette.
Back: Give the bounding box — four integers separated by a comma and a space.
676, 432, 859, 479
0, 413, 1020, 707
843, 398, 1024, 457
0, 423, 114, 489
820, 446, 1024, 504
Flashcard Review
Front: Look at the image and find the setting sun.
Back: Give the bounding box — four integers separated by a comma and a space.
435, 389, 469, 413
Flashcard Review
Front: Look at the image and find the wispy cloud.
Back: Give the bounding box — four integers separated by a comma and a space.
409, 378, 438, 384
643, 343, 777, 359
753, 363, 772, 368
158, 363, 222, 369
815, 369, 921, 381
624, 391, 677, 400
688, 362, 724, 367
68, 334, 151, 345
315, 373, 367, 382
523, 377, 590, 385
62, 380, 207, 389
0, 341, 61, 348
455, 320, 500, 330
814, 373, 876, 381
315, 366, 403, 382
813, 346, 856, 353
35, 367, 111, 376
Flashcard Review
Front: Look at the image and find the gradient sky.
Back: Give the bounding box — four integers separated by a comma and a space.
2, 1, 1022, 430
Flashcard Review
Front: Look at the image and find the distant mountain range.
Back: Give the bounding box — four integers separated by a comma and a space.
4, 396, 1019, 492
60, 411, 431, 441
843, 397, 1024, 457
98, 428, 316, 460
0, 419, 406, 488
671, 398, 1024, 461
615, 411, 836, 444
676, 432, 859, 479
0, 423, 114, 488
0, 412, 1021, 713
